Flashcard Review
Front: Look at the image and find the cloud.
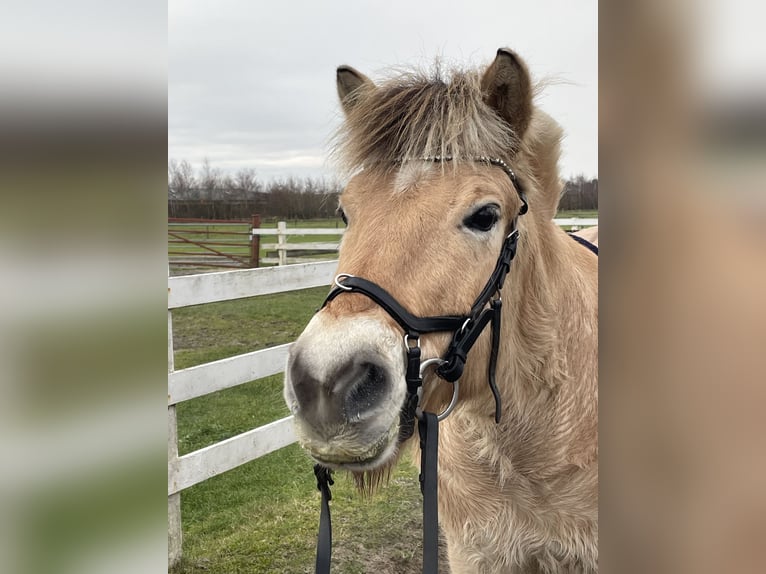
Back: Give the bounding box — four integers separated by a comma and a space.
169, 0, 597, 180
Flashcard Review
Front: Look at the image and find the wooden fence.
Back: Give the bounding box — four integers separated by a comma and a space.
552, 218, 598, 230
167, 261, 337, 568
168, 216, 257, 269
166, 216, 597, 567
168, 217, 345, 270
252, 221, 345, 266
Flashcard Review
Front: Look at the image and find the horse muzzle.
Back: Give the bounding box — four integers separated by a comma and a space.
284, 313, 407, 469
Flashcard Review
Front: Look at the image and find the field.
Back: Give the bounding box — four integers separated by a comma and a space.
170, 287, 425, 574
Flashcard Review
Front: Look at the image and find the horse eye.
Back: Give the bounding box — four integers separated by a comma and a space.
337, 207, 348, 225
464, 205, 500, 232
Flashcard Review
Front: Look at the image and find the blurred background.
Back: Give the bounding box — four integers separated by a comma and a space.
600, 1, 765, 573
0, 1, 166, 573
0, 0, 763, 572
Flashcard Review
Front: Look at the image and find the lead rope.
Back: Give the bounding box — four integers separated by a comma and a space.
313, 424, 441, 574
314, 465, 334, 574
419, 411, 440, 573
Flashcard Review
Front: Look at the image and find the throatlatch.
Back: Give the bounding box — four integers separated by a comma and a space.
311, 157, 527, 574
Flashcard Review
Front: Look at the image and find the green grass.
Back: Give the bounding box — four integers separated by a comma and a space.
273, 218, 345, 229
171, 287, 425, 574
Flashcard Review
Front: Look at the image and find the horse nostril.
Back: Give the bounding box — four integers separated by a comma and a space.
288, 351, 391, 427
344, 362, 388, 419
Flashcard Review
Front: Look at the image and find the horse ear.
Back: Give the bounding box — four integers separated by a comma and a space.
481, 48, 533, 138
337, 65, 374, 115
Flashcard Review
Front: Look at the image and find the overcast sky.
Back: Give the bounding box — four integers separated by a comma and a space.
169, 0, 597, 182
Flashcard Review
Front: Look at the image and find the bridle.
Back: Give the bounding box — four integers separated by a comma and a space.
311, 156, 528, 574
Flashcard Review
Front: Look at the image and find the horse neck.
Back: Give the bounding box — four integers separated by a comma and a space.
456, 216, 597, 462
502, 217, 570, 387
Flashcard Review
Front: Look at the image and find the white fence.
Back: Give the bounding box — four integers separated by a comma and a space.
252, 221, 345, 265
552, 217, 598, 230
167, 261, 337, 568
166, 217, 597, 567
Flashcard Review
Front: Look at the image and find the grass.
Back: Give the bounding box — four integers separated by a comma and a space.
171, 287, 425, 574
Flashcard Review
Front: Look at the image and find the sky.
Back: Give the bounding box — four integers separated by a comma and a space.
169, 0, 597, 182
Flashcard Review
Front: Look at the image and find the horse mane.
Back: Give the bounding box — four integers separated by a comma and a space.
332, 64, 522, 176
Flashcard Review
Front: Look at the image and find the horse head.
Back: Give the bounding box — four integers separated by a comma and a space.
283, 50, 560, 480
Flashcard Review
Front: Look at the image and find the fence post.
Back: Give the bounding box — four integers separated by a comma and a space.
277, 221, 287, 266
168, 309, 182, 568
250, 214, 261, 268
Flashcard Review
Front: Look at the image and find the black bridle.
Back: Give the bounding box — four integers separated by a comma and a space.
311, 156, 528, 574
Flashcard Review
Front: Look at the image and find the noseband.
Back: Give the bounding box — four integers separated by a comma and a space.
312, 156, 528, 574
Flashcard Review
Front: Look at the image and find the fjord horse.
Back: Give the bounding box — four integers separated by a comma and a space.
284, 49, 598, 573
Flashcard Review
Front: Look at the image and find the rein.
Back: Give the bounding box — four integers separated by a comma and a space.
311, 157, 527, 574
568, 232, 599, 256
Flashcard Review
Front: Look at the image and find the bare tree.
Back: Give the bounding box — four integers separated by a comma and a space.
559, 174, 598, 211
198, 157, 224, 200
234, 168, 258, 195
168, 159, 197, 199
168, 159, 347, 220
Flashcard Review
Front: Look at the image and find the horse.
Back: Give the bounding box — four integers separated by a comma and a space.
283, 48, 598, 573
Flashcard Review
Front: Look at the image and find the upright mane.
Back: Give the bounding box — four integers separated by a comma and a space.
332, 66, 522, 176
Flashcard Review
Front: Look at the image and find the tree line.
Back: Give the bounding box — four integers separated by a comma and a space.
168, 159, 342, 220
168, 159, 597, 220
558, 175, 598, 211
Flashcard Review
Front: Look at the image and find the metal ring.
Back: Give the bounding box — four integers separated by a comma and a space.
417, 379, 460, 422
460, 317, 471, 334
418, 357, 447, 379
416, 358, 459, 422
437, 380, 460, 421
334, 273, 355, 291
403, 333, 420, 350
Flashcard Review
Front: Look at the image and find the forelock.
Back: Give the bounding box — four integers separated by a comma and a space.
332, 64, 519, 178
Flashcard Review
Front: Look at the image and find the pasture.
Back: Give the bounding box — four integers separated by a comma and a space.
170, 286, 425, 574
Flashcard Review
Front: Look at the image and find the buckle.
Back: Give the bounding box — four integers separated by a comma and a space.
333, 273, 356, 291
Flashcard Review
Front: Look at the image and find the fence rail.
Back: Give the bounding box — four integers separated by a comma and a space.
168, 343, 292, 405
169, 416, 296, 496
551, 218, 598, 229
168, 260, 338, 308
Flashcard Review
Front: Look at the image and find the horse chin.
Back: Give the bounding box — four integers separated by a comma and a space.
317, 436, 399, 474
298, 417, 401, 473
